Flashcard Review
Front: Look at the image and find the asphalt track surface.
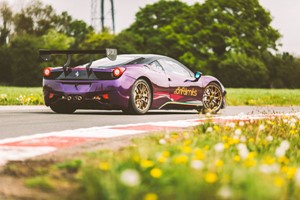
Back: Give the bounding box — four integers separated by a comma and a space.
1, 106, 300, 140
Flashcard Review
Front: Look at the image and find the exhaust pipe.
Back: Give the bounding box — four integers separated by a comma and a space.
67, 96, 72, 101
77, 95, 83, 101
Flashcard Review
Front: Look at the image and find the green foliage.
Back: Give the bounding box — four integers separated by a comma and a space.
0, 0, 299, 88
127, 0, 283, 87
42, 29, 74, 50
25, 176, 55, 191
218, 53, 269, 87
57, 159, 82, 173
10, 35, 42, 86
0, 46, 12, 84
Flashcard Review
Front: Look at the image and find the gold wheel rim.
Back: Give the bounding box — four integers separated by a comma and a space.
203, 84, 222, 112
134, 81, 150, 112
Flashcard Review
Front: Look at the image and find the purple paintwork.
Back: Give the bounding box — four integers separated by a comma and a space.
43, 54, 226, 114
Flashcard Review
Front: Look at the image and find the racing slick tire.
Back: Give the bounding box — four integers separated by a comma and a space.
50, 103, 76, 114
201, 82, 223, 114
127, 79, 152, 115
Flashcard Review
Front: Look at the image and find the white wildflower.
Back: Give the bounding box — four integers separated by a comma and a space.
295, 168, 300, 186
237, 143, 249, 159
239, 121, 245, 127
275, 140, 290, 157
240, 136, 247, 143
266, 135, 273, 142
120, 169, 141, 187
217, 186, 232, 199
206, 127, 213, 133
190, 160, 204, 170
227, 122, 235, 128
259, 164, 280, 174
214, 143, 225, 153
258, 124, 265, 131
235, 129, 242, 135
159, 139, 166, 145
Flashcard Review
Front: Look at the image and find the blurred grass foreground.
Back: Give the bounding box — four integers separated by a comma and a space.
5, 115, 299, 199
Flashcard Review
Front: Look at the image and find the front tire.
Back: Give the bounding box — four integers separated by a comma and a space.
127, 79, 152, 115
202, 82, 223, 114
50, 103, 76, 114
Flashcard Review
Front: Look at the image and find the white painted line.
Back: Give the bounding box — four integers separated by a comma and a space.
0, 146, 56, 165
55, 128, 146, 138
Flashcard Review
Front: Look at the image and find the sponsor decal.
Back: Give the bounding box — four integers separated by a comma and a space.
75, 71, 80, 77
174, 87, 197, 96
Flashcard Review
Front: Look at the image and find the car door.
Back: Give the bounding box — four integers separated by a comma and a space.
158, 59, 202, 103
147, 60, 171, 108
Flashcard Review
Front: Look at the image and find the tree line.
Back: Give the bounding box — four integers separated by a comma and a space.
0, 0, 299, 88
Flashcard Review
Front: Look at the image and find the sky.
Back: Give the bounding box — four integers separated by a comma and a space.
11, 0, 300, 56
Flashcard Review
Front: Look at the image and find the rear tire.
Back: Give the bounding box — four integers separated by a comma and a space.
127, 79, 152, 115
50, 103, 76, 114
202, 82, 223, 114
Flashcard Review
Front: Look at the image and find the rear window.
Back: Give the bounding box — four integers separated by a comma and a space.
87, 56, 142, 68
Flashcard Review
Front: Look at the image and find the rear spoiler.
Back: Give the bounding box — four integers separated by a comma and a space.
39, 48, 117, 75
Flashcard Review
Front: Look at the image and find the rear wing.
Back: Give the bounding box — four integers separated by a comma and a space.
39, 48, 117, 75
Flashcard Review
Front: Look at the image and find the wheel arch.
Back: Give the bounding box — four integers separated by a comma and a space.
136, 76, 154, 107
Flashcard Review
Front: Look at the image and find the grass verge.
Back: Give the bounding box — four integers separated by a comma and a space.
0, 86, 300, 106
226, 88, 300, 106
3, 115, 300, 199
0, 86, 43, 105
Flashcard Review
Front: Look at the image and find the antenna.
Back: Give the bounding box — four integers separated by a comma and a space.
91, 0, 116, 34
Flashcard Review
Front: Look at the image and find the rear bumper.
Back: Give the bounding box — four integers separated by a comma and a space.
43, 75, 135, 110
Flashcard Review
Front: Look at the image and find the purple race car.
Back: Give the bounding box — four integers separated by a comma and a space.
40, 49, 226, 114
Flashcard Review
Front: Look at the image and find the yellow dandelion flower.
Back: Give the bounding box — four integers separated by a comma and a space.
99, 162, 111, 171
132, 155, 141, 162
143, 193, 158, 200
243, 158, 256, 168
281, 166, 289, 173
222, 135, 228, 141
278, 156, 289, 165
162, 151, 170, 157
171, 134, 179, 139
215, 160, 224, 168
182, 146, 192, 154
286, 167, 297, 179
248, 152, 256, 159
248, 138, 255, 143
157, 156, 167, 163
184, 140, 192, 146
229, 138, 239, 145
274, 177, 284, 188
233, 155, 240, 162
224, 143, 230, 149
194, 149, 205, 160
205, 172, 218, 184
150, 168, 162, 178
290, 130, 296, 135
213, 125, 221, 132
140, 160, 155, 168
204, 145, 210, 150
263, 156, 276, 165
174, 155, 189, 164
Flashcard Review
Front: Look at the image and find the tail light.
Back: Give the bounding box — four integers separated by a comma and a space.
44, 67, 51, 77
113, 67, 126, 77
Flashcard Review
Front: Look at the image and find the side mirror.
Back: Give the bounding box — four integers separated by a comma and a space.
194, 71, 202, 80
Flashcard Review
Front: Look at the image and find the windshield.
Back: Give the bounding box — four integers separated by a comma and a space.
87, 56, 140, 68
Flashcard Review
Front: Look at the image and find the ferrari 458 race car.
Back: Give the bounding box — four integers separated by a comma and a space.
40, 49, 226, 115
